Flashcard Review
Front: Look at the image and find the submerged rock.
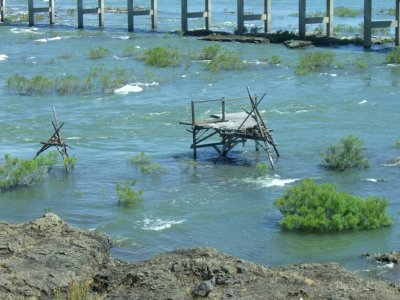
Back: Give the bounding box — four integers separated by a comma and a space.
0, 214, 399, 299
284, 39, 314, 49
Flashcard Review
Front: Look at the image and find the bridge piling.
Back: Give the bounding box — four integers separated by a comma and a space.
77, 0, 104, 29
28, 0, 55, 26
181, 0, 211, 33
299, 0, 333, 39
237, 0, 270, 35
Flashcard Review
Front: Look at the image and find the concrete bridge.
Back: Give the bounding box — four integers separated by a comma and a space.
0, 0, 399, 48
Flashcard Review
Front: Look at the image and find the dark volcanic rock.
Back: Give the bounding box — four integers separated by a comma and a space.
284, 39, 314, 49
198, 34, 269, 44
1, 214, 399, 299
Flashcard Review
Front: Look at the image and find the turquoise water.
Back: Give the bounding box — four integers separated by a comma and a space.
1, 0, 400, 281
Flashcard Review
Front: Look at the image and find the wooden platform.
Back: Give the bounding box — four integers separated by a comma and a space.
180, 88, 279, 169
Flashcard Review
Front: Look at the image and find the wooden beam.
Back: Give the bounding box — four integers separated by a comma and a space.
299, 0, 306, 39
370, 20, 398, 28
305, 16, 329, 24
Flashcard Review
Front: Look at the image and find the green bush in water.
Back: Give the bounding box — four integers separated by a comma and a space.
142, 46, 180, 67
130, 152, 166, 175
295, 51, 335, 75
198, 44, 221, 60
205, 50, 247, 72
0, 152, 58, 191
334, 6, 363, 17
385, 47, 400, 64
274, 179, 392, 232
116, 180, 143, 207
323, 135, 369, 171
88, 47, 110, 59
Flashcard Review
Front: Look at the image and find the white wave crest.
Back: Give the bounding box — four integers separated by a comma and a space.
141, 218, 185, 231
358, 100, 368, 104
11, 27, 41, 34
0, 54, 8, 61
114, 82, 159, 95
263, 178, 300, 187
114, 84, 143, 94
363, 178, 378, 182
34, 36, 62, 43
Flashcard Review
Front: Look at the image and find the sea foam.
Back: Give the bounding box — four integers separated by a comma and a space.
0, 54, 8, 61
140, 218, 185, 231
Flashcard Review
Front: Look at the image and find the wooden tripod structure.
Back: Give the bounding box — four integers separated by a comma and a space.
34, 107, 70, 162
180, 87, 279, 169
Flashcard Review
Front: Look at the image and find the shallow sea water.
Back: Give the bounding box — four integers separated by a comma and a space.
1, 0, 400, 281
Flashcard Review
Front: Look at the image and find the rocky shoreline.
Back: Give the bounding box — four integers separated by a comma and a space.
0, 214, 399, 299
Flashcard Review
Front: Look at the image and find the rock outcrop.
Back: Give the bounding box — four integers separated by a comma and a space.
1, 214, 399, 299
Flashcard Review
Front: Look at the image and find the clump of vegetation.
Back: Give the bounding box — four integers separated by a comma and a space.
141, 46, 180, 67
352, 58, 368, 70
268, 55, 281, 65
198, 44, 221, 60
88, 47, 110, 59
255, 162, 269, 177
334, 6, 363, 18
116, 179, 143, 207
323, 135, 369, 171
295, 51, 335, 75
64, 157, 77, 170
377, 8, 396, 16
385, 47, 400, 64
55, 279, 95, 300
274, 179, 392, 232
205, 50, 247, 72
130, 152, 165, 175
0, 152, 57, 191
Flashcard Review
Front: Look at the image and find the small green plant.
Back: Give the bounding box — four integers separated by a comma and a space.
198, 44, 221, 60
352, 58, 368, 70
130, 152, 165, 175
268, 55, 281, 65
295, 51, 335, 75
205, 50, 247, 72
323, 135, 369, 171
6, 74, 32, 95
255, 162, 269, 177
141, 46, 180, 67
88, 47, 110, 59
334, 6, 363, 17
274, 179, 392, 232
0, 152, 57, 191
116, 179, 143, 207
64, 157, 77, 170
385, 47, 400, 64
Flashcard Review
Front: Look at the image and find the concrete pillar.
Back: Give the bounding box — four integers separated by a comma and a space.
237, 0, 245, 34
77, 0, 83, 28
0, 0, 5, 23
127, 0, 133, 31
181, 0, 188, 32
205, 0, 211, 31
28, 0, 34, 26
299, 0, 306, 39
98, 0, 104, 27
396, 0, 400, 46
151, 0, 157, 30
181, 0, 211, 33
364, 0, 372, 48
264, 0, 271, 33
326, 0, 333, 37
128, 0, 157, 32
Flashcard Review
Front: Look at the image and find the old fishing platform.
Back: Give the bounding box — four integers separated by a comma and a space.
180, 87, 279, 169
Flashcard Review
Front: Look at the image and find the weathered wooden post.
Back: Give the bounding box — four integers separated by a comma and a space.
181, 0, 211, 33
237, 0, 269, 35
364, 0, 399, 48
0, 0, 5, 23
77, 0, 104, 29
299, 0, 333, 39
28, 0, 55, 26
127, 0, 157, 32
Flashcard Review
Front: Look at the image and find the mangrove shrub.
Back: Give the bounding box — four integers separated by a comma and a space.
274, 179, 392, 232
0, 152, 58, 191
130, 152, 165, 175
205, 50, 247, 72
323, 135, 369, 171
295, 51, 334, 75
142, 46, 180, 67
116, 180, 143, 207
385, 47, 400, 64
